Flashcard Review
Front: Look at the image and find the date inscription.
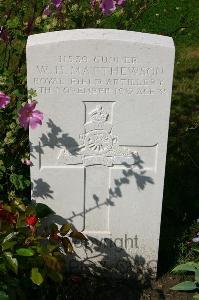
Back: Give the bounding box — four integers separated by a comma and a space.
33, 55, 167, 96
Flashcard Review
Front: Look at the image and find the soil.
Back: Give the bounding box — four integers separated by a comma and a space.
141, 274, 196, 300
66, 273, 197, 300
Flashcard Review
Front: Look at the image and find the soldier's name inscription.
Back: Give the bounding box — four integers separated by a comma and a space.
33, 54, 167, 96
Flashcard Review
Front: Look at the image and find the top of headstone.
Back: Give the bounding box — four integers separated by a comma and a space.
27, 29, 174, 48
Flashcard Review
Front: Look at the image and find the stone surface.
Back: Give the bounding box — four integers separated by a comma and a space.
27, 29, 175, 275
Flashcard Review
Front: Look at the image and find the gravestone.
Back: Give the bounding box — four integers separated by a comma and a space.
27, 29, 175, 275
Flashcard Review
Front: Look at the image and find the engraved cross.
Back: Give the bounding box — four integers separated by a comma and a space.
58, 103, 139, 233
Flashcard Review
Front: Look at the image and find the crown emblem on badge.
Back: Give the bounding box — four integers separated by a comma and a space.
58, 103, 139, 167
89, 105, 109, 123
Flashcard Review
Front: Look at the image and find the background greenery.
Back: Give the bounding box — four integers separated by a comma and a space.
0, 0, 198, 277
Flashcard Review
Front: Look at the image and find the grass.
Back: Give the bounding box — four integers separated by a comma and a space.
130, 0, 199, 275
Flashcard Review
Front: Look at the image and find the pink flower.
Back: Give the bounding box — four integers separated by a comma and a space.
52, 0, 62, 9
18, 101, 43, 130
116, 0, 125, 4
100, 0, 116, 14
43, 5, 51, 16
92, 0, 125, 14
0, 92, 10, 109
21, 159, 33, 166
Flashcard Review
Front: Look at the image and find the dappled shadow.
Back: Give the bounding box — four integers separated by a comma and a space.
60, 235, 155, 299
30, 117, 154, 222
82, 236, 154, 278
66, 156, 154, 223
39, 212, 168, 299
109, 161, 154, 199
32, 178, 54, 199
30, 119, 155, 294
40, 207, 156, 298
29, 141, 42, 159
30, 118, 80, 157
30, 118, 83, 199
40, 118, 79, 155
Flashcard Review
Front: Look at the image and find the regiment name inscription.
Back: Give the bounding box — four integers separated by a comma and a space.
33, 54, 166, 96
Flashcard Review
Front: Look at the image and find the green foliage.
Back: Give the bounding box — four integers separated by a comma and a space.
35, 203, 54, 218
30, 268, 44, 286
151, 0, 198, 274
4, 252, 18, 274
60, 223, 71, 236
171, 281, 197, 291
0, 291, 9, 300
16, 248, 34, 256
172, 262, 199, 273
171, 262, 199, 298
0, 198, 86, 299
10, 174, 30, 191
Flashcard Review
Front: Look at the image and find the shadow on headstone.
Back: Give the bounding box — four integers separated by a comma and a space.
30, 120, 154, 221
30, 118, 80, 157
31, 121, 156, 298
40, 118, 79, 155
64, 156, 154, 224
40, 213, 156, 299
32, 178, 54, 199
63, 236, 154, 300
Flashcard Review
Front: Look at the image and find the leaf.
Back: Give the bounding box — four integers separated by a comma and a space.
193, 295, 199, 300
4, 252, 18, 274
35, 245, 47, 256
0, 291, 9, 300
50, 223, 58, 233
0, 163, 6, 180
172, 262, 199, 273
60, 223, 71, 236
16, 213, 26, 229
28, 89, 37, 99
195, 270, 199, 282
12, 89, 22, 97
171, 281, 197, 291
0, 263, 6, 274
70, 231, 87, 241
2, 204, 11, 212
47, 243, 59, 253
10, 174, 30, 191
62, 237, 74, 253
6, 17, 20, 29
16, 248, 34, 256
2, 232, 18, 244
2, 241, 17, 251
43, 255, 62, 272
35, 203, 54, 218
30, 268, 44, 286
14, 198, 26, 212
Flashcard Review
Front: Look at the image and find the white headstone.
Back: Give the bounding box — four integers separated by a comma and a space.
27, 29, 175, 275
